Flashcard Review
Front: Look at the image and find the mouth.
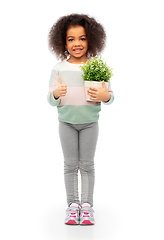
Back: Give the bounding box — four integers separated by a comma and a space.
73, 48, 83, 54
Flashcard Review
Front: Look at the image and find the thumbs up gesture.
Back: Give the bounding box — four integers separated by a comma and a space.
53, 76, 67, 99
87, 81, 111, 102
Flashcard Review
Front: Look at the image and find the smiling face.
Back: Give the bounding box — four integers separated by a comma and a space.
65, 25, 88, 64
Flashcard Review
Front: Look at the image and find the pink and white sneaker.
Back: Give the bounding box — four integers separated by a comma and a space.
65, 203, 80, 225
80, 203, 95, 225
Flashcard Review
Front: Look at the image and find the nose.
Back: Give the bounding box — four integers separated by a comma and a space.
74, 40, 80, 46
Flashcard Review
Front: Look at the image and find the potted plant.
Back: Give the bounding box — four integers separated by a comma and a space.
80, 56, 113, 101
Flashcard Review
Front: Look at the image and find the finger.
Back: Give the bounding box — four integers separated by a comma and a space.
89, 93, 97, 98
102, 81, 107, 89
61, 88, 67, 93
87, 92, 93, 98
88, 90, 97, 96
62, 90, 67, 95
61, 93, 66, 96
61, 87, 67, 93
87, 89, 96, 94
61, 84, 67, 88
89, 87, 98, 92
57, 76, 61, 84
60, 90, 67, 95
90, 97, 98, 101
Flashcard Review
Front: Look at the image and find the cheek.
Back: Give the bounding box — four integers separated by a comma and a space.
85, 41, 88, 49
66, 41, 72, 50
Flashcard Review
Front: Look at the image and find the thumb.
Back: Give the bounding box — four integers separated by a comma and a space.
57, 76, 61, 85
102, 80, 107, 89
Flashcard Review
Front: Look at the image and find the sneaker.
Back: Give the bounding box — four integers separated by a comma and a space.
80, 203, 95, 225
65, 203, 80, 225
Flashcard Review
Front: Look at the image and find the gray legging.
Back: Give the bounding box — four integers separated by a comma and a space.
59, 121, 99, 207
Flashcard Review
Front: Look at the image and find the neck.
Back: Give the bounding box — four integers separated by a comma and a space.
67, 55, 88, 64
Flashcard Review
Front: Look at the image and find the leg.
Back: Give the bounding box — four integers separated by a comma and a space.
59, 121, 80, 206
79, 122, 99, 207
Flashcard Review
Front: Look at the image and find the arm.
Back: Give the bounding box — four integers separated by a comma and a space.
47, 69, 67, 107
47, 88, 61, 107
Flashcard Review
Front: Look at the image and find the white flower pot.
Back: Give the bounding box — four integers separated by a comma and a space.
84, 81, 108, 102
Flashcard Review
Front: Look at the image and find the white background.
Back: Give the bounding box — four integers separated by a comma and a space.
0, 0, 164, 239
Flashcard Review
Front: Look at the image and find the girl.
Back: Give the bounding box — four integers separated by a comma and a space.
47, 14, 114, 225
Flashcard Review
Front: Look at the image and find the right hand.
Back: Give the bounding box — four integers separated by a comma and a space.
53, 76, 67, 99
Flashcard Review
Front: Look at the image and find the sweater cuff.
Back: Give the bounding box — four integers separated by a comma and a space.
103, 92, 114, 105
47, 91, 60, 106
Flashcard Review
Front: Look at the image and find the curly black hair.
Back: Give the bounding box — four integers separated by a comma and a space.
48, 14, 106, 60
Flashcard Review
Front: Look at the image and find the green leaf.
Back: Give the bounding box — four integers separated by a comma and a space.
80, 56, 113, 82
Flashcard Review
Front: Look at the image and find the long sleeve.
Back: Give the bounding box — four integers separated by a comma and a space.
47, 68, 60, 106
103, 80, 114, 105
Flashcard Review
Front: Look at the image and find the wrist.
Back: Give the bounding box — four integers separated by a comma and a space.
104, 93, 111, 102
53, 89, 59, 99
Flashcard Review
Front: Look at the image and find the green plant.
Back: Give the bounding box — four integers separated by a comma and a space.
80, 56, 113, 82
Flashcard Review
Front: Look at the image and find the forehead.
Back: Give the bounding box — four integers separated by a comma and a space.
66, 25, 86, 36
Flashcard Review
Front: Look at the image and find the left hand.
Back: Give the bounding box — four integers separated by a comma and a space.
87, 81, 111, 102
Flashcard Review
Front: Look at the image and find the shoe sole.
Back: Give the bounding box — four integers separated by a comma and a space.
65, 217, 94, 225
80, 218, 95, 225
65, 218, 80, 225
80, 220, 94, 225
